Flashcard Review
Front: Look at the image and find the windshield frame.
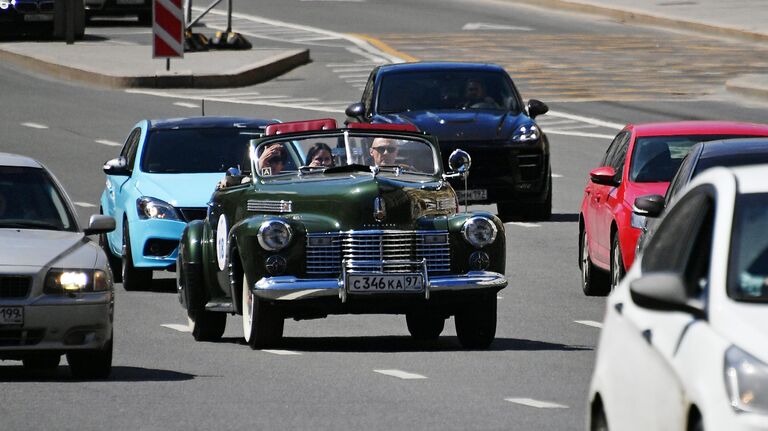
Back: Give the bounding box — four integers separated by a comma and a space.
249, 130, 442, 181
728, 192, 768, 303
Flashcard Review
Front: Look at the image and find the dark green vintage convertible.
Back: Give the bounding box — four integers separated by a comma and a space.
176, 119, 507, 349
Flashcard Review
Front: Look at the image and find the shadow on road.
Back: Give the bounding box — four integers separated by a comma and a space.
120, 277, 177, 294
547, 213, 579, 223
211, 335, 592, 353
0, 365, 195, 382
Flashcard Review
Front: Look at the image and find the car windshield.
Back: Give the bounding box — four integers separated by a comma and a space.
141, 128, 263, 173
730, 192, 768, 303
252, 133, 438, 177
630, 134, 757, 182
0, 166, 76, 231
377, 71, 520, 113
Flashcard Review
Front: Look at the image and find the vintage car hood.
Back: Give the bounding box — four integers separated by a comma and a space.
0, 229, 97, 269
135, 173, 223, 207
373, 110, 531, 143
255, 173, 456, 231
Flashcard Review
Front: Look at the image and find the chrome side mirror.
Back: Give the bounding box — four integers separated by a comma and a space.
83, 215, 116, 235
448, 149, 472, 177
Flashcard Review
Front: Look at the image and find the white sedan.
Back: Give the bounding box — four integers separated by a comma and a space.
588, 164, 768, 431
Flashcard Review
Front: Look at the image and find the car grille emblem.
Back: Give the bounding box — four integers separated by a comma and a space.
373, 196, 386, 222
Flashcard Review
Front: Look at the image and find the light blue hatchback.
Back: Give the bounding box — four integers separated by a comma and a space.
100, 116, 276, 291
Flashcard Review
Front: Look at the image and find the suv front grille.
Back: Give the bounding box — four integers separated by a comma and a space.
306, 230, 450, 276
0, 276, 32, 298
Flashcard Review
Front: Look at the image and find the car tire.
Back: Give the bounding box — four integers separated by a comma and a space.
581, 229, 610, 296
179, 256, 226, 342
590, 404, 609, 431
137, 11, 152, 26
67, 336, 112, 379
22, 353, 61, 371
121, 223, 152, 291
406, 311, 445, 340
455, 293, 496, 349
610, 234, 625, 292
242, 273, 284, 349
99, 210, 122, 283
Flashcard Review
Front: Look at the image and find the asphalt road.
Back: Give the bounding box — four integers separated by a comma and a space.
1, 1, 768, 430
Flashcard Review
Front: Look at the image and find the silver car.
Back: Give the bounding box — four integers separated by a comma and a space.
0, 152, 115, 378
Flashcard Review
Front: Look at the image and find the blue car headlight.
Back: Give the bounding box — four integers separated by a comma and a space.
511, 124, 539, 143
136, 197, 181, 221
44, 269, 110, 293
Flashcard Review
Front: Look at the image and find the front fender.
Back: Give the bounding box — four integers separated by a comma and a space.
180, 220, 205, 265
447, 212, 506, 275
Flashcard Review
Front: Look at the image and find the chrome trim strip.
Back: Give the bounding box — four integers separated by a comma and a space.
246, 199, 293, 213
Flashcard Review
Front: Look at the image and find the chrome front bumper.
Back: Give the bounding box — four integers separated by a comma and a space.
252, 271, 507, 302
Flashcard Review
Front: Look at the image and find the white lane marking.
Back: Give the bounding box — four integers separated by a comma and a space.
505, 398, 569, 409
174, 102, 200, 108
463, 22, 533, 31
162, 324, 191, 333
546, 130, 616, 140
547, 110, 624, 130
262, 349, 302, 355
332, 67, 374, 73
125, 89, 345, 113
74, 202, 97, 208
21, 122, 49, 129
552, 173, 564, 178
95, 139, 122, 147
374, 369, 427, 380
575, 320, 603, 329
506, 222, 541, 228
339, 73, 370, 79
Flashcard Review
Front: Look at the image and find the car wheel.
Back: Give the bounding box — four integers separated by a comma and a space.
581, 229, 610, 296
137, 11, 152, 26
406, 311, 445, 340
454, 293, 496, 349
179, 256, 225, 342
121, 223, 152, 291
22, 353, 61, 371
610, 234, 625, 292
67, 336, 112, 379
99, 211, 122, 283
590, 404, 609, 431
242, 273, 284, 349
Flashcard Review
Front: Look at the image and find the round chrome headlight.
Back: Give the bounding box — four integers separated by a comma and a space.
461, 217, 498, 248
257, 220, 292, 251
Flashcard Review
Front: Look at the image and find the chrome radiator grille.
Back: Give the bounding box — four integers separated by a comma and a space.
306, 230, 450, 275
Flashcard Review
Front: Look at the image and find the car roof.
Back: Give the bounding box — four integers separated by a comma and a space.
0, 152, 43, 168
376, 62, 507, 75
148, 116, 275, 130
698, 137, 768, 159
630, 121, 768, 137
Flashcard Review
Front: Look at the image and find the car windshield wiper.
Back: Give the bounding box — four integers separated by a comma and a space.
0, 220, 63, 230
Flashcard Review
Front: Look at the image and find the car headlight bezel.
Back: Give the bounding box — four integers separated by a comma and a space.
44, 269, 110, 293
461, 216, 498, 248
136, 196, 181, 221
511, 124, 539, 143
724, 345, 768, 415
257, 220, 292, 251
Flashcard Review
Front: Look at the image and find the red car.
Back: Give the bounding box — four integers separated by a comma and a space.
578, 121, 768, 296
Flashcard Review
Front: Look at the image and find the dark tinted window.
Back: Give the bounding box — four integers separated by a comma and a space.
729, 193, 768, 303
377, 71, 520, 113
0, 166, 76, 231
630, 135, 756, 183
141, 128, 263, 174
693, 153, 768, 177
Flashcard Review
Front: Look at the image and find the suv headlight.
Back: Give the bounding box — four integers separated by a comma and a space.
137, 197, 180, 220
725, 345, 768, 414
462, 217, 498, 248
258, 220, 292, 251
44, 269, 110, 293
511, 124, 539, 143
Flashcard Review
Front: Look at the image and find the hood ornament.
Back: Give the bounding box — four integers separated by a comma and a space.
373, 196, 386, 222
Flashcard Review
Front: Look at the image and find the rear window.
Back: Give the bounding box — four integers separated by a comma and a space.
141, 128, 263, 173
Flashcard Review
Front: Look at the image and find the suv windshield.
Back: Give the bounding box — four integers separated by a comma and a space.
377, 71, 520, 113
0, 166, 75, 231
141, 128, 263, 173
253, 133, 438, 177
730, 192, 768, 303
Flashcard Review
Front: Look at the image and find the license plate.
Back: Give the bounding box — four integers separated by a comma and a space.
347, 274, 423, 293
24, 14, 54, 22
0, 307, 23, 326
456, 189, 488, 201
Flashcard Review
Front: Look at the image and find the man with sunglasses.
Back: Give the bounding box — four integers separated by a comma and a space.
369, 137, 399, 166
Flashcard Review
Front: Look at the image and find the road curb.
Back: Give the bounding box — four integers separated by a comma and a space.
501, 0, 768, 43
726, 74, 768, 100
0, 47, 310, 89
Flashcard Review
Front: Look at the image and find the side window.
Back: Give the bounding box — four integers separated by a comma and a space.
609, 135, 630, 173
642, 187, 715, 295
665, 152, 697, 204
362, 69, 377, 116
601, 131, 629, 166
121, 128, 142, 171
